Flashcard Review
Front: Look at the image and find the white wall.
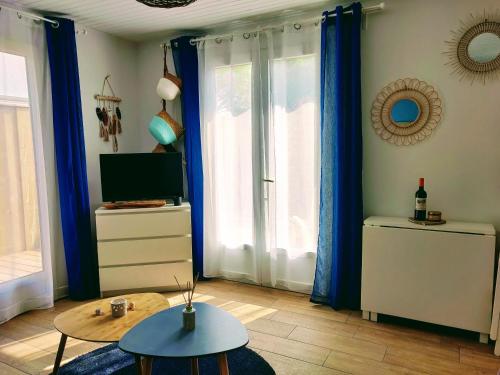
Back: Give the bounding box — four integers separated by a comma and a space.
52, 27, 141, 297
362, 0, 500, 232
77, 27, 142, 210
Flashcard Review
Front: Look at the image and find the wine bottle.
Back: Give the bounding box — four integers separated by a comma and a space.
414, 178, 427, 220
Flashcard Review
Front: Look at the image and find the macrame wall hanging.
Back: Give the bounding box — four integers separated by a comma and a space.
95, 75, 123, 152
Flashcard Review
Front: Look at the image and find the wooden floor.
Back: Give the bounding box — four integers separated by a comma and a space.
0, 279, 499, 374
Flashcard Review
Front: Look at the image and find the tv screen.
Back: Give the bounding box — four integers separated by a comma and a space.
100, 153, 183, 202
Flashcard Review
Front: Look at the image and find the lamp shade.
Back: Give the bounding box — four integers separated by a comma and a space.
136, 0, 197, 8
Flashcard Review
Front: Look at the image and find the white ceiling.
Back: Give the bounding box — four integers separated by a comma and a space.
13, 0, 330, 41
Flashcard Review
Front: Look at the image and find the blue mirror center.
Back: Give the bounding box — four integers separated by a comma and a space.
391, 99, 420, 125
468, 32, 500, 63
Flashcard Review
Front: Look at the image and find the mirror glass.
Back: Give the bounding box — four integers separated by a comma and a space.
391, 99, 420, 125
468, 32, 500, 63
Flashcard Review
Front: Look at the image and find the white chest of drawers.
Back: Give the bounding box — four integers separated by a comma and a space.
361, 216, 495, 342
96, 203, 193, 296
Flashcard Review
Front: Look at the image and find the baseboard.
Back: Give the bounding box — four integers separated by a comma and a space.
273, 279, 313, 294
54, 285, 69, 300
219, 270, 258, 285
218, 271, 312, 294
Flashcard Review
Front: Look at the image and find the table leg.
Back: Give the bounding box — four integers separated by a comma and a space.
142, 357, 153, 375
134, 355, 153, 375
52, 333, 67, 375
191, 357, 199, 375
134, 355, 143, 375
217, 353, 229, 375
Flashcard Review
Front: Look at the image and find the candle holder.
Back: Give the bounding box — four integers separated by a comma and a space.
110, 298, 128, 318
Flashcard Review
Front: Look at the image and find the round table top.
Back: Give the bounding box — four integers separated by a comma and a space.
54, 293, 169, 342
119, 302, 249, 358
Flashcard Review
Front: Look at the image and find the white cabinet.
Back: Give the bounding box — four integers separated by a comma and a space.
96, 203, 193, 296
361, 216, 495, 341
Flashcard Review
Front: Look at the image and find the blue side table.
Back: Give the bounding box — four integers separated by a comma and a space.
119, 302, 249, 375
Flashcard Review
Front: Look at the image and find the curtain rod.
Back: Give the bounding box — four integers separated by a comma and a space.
327, 2, 385, 17
0, 4, 59, 27
178, 2, 384, 45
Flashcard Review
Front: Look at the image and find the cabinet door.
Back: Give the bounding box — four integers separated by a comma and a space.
361, 226, 495, 332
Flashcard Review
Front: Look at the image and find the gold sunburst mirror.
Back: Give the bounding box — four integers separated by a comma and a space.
371, 78, 442, 146
444, 10, 500, 84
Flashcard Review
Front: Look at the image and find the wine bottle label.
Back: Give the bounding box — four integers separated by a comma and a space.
416, 198, 426, 210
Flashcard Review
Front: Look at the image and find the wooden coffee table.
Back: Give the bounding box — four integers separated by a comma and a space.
119, 302, 249, 375
52, 293, 168, 374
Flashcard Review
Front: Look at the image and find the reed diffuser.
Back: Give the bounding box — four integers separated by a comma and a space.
175, 274, 199, 331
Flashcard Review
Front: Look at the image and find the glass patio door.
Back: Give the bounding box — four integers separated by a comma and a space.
200, 24, 321, 293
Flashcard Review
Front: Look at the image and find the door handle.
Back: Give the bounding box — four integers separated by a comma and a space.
263, 179, 275, 183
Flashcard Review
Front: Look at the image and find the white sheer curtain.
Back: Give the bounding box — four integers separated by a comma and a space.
199, 23, 321, 292
261, 24, 321, 292
0, 11, 53, 322
199, 35, 262, 282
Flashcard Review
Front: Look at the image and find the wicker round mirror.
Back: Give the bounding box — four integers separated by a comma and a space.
371, 78, 442, 146
445, 11, 500, 83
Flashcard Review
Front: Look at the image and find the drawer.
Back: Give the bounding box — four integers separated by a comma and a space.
98, 236, 192, 266
99, 261, 193, 291
96, 210, 191, 240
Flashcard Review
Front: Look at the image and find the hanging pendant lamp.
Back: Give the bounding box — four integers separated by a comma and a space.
136, 0, 197, 8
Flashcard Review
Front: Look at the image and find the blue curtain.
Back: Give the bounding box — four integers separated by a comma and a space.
171, 36, 204, 278
46, 18, 100, 300
311, 3, 363, 310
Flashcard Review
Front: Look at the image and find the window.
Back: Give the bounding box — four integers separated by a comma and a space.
0, 51, 43, 282
200, 27, 321, 291
213, 63, 254, 249
270, 54, 319, 256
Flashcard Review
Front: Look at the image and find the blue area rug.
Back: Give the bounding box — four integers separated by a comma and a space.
59, 344, 275, 374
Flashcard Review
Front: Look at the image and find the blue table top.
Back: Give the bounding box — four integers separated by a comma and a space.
118, 302, 249, 358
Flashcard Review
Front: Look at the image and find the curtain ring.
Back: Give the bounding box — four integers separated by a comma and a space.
243, 32, 251, 39
215, 37, 222, 44
294, 23, 302, 30
189, 38, 197, 46
51, 20, 60, 28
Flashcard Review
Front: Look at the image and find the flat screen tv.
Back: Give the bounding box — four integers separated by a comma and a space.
100, 153, 183, 203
